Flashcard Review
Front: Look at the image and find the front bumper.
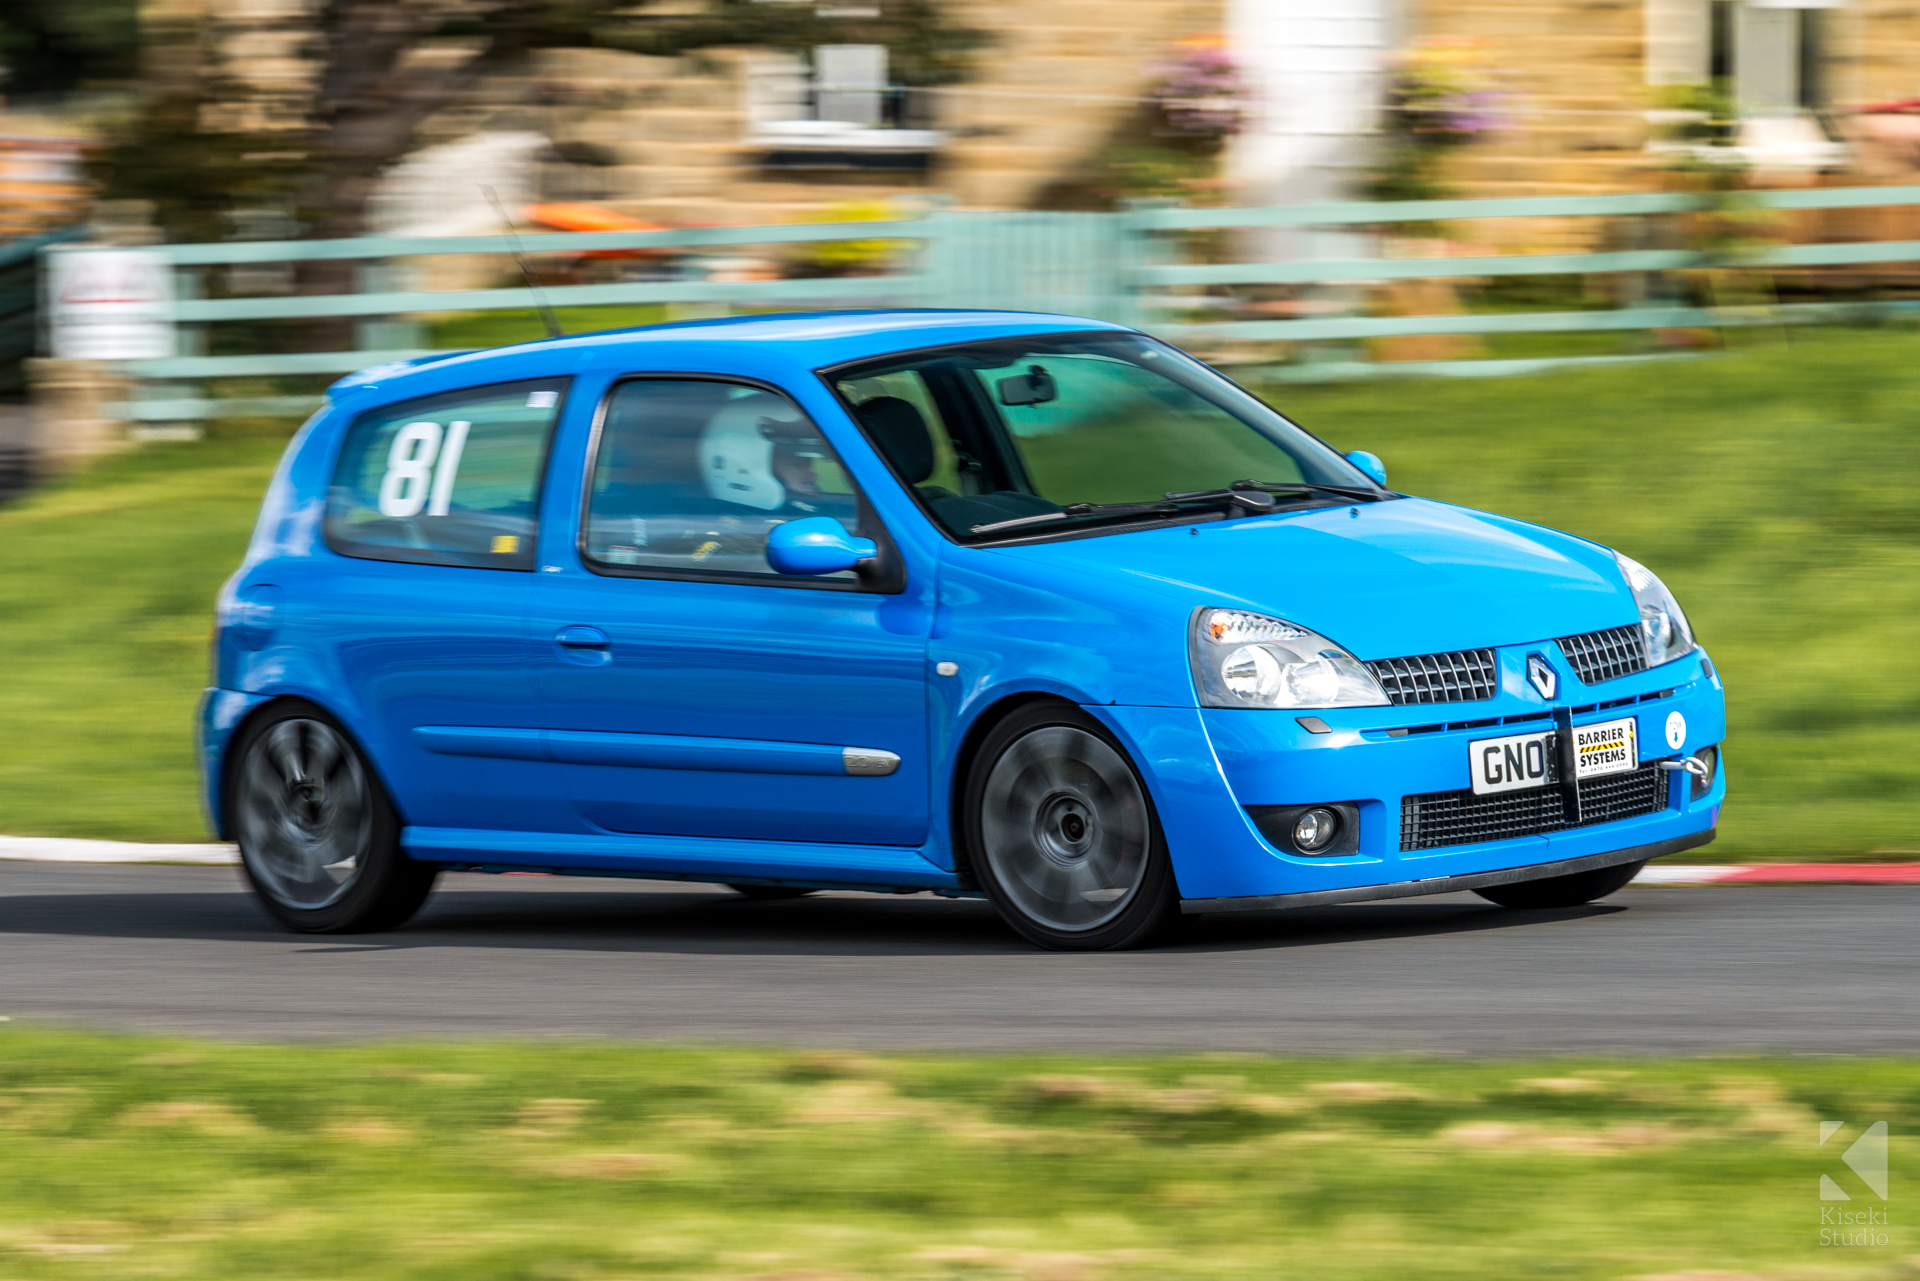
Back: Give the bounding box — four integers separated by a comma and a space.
1179, 829, 1713, 913
1097, 648, 1726, 904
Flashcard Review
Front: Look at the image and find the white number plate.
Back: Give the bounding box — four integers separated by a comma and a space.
1469, 716, 1638, 797
1469, 729, 1556, 796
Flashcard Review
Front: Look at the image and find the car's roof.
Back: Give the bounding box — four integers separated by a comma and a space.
329, 309, 1134, 398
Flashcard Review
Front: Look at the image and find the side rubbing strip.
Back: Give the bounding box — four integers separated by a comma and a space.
413, 726, 546, 761
843, 748, 901, 777
416, 726, 901, 777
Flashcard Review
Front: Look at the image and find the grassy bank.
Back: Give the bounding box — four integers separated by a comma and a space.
0, 1026, 1909, 1279
429, 303, 670, 351
0, 428, 286, 840
0, 328, 1914, 855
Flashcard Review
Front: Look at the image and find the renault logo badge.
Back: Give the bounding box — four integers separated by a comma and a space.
1526, 652, 1558, 701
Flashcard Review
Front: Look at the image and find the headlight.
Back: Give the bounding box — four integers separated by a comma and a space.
1616, 553, 1695, 667
1189, 609, 1389, 709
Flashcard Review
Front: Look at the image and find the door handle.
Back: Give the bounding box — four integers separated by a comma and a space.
554, 625, 610, 649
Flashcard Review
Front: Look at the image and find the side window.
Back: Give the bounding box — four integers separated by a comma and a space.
583, 379, 862, 581
325, 377, 567, 571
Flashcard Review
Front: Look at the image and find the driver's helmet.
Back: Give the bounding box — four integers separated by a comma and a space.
700, 393, 817, 511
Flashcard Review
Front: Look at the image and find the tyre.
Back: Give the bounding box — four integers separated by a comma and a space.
228, 700, 437, 933
962, 703, 1179, 951
1474, 859, 1646, 910
726, 884, 817, 900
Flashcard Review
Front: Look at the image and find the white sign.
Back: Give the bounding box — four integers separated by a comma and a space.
1572, 716, 1639, 779
47, 248, 176, 361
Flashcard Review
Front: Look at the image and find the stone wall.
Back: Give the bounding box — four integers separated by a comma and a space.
1401, 0, 1920, 254
934, 0, 1224, 210
1852, 0, 1920, 107
1411, 0, 1653, 202
532, 1, 1225, 221
139, 0, 1228, 223
531, 46, 764, 227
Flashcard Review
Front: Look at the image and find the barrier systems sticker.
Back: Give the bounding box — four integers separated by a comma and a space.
1573, 716, 1638, 781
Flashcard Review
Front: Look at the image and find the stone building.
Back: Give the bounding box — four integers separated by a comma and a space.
532, 0, 1920, 230
1219, 0, 1920, 270
119, 0, 1920, 236
125, 0, 1233, 230
1422, 0, 1920, 197
520, 0, 1224, 227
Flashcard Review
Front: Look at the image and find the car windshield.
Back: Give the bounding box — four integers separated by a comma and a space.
828, 331, 1381, 541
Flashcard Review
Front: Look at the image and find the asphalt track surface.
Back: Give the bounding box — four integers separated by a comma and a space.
1, 862, 1914, 1053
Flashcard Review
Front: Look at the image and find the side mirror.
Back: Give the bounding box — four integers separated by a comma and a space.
1345, 450, 1387, 488
996, 364, 1057, 406
766, 516, 877, 576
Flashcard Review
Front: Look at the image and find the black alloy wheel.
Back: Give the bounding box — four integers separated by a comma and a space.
963, 702, 1179, 951
229, 699, 437, 933
1474, 859, 1646, 910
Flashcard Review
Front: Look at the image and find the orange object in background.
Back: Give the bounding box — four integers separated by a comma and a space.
520, 203, 668, 258
0, 134, 95, 238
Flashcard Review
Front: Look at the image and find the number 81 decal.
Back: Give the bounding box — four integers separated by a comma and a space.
378, 420, 470, 518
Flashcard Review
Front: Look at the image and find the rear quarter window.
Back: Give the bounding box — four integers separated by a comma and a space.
324, 377, 568, 571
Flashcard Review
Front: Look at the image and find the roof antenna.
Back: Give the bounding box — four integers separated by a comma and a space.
482, 184, 564, 339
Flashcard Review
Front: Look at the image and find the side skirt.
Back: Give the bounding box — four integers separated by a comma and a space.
436, 864, 967, 896
1179, 829, 1715, 915
402, 825, 961, 893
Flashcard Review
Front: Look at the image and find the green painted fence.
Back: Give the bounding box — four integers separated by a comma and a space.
3, 227, 82, 395
1130, 183, 1920, 345
35, 183, 1920, 421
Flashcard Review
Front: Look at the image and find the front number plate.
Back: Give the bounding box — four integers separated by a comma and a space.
1469, 716, 1638, 796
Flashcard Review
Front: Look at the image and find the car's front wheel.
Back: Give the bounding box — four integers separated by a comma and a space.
963, 703, 1178, 951
1473, 859, 1645, 910
229, 700, 436, 933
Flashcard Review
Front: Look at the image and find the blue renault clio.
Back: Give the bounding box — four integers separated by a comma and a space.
204, 310, 1724, 949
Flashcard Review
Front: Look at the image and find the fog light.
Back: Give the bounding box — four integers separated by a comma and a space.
1246, 801, 1361, 857
1691, 745, 1718, 799
1292, 807, 1340, 853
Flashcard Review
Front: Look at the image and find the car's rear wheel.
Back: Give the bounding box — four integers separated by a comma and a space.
229, 700, 436, 933
1474, 859, 1645, 910
963, 703, 1178, 951
726, 884, 816, 900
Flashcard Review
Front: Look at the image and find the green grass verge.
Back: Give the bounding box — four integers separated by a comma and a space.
429, 304, 671, 351
0, 1027, 1909, 1279
0, 328, 1915, 855
0, 427, 288, 840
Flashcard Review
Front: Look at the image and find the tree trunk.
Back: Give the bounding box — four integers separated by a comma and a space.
298, 1, 501, 350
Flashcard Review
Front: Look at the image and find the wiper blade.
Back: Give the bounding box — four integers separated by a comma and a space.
968, 478, 1386, 536
970, 500, 1182, 535
1164, 479, 1385, 503
968, 479, 1370, 536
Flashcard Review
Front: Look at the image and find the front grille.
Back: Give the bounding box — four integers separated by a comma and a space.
1399, 763, 1669, 852
1368, 649, 1498, 706
1557, 624, 1647, 685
